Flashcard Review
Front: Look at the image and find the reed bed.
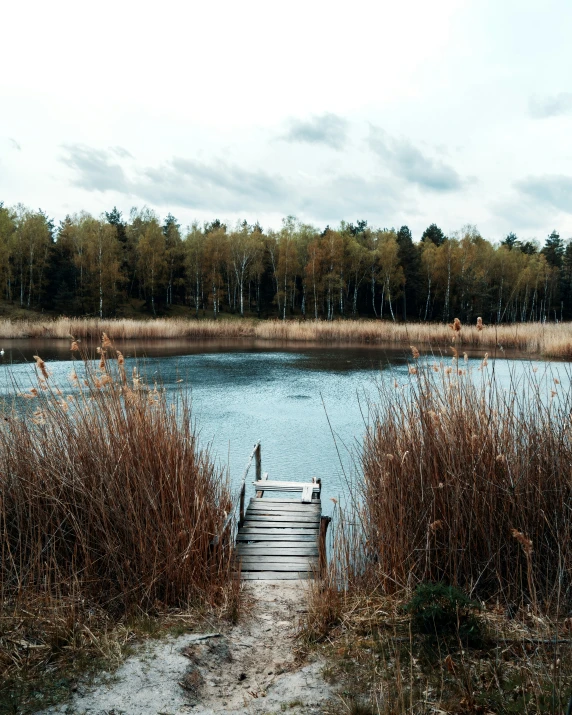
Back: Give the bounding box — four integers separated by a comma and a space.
356, 361, 572, 609
3, 317, 572, 357
0, 339, 236, 710
301, 360, 572, 713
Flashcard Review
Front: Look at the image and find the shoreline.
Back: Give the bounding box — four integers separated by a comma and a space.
1, 317, 572, 358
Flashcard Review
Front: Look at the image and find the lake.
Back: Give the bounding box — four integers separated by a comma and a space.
0, 339, 560, 514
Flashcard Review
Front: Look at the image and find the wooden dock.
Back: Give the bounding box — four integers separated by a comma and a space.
234, 443, 330, 580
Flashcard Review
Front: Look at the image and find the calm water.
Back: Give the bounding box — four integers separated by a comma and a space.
0, 339, 563, 514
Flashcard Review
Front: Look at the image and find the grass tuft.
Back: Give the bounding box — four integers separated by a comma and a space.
0, 338, 237, 711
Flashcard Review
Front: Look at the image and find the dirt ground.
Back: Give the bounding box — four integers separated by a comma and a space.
39, 581, 334, 715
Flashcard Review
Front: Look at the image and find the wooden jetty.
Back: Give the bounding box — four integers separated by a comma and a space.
234, 443, 330, 580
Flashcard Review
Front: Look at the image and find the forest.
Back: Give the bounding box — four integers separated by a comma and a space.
0, 201, 570, 323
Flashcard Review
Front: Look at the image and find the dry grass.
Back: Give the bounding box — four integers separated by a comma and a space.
305, 587, 572, 715
301, 358, 572, 713
3, 317, 572, 357
0, 337, 238, 711
357, 362, 572, 610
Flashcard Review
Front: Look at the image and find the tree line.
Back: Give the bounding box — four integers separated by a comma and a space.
0, 201, 570, 323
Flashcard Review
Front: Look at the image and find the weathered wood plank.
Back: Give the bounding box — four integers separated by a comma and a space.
252, 480, 320, 492
249, 497, 321, 505
244, 516, 320, 523
237, 554, 316, 564
248, 499, 320, 507
246, 509, 320, 515
246, 509, 321, 521
240, 571, 313, 580
236, 546, 319, 556
240, 522, 319, 536
246, 504, 321, 513
240, 566, 316, 573
301, 484, 314, 503
243, 514, 320, 523
236, 533, 318, 542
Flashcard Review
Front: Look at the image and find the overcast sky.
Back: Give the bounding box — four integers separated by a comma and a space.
1, 0, 571, 242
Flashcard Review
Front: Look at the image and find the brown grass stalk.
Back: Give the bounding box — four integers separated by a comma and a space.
350, 362, 572, 611
0, 339, 237, 708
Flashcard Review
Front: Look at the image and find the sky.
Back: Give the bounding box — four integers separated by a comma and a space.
1, 0, 571, 243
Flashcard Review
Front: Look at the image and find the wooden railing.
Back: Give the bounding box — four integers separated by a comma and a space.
210, 441, 260, 547
239, 441, 261, 527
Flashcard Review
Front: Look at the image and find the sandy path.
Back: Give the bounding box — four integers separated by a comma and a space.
40, 581, 333, 715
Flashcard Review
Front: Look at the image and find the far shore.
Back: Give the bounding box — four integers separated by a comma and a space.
2, 317, 572, 358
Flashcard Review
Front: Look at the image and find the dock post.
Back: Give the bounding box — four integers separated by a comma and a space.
319, 515, 331, 577
239, 482, 246, 528
255, 443, 261, 482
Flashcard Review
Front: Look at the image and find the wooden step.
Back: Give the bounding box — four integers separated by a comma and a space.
243, 515, 320, 524
252, 480, 320, 492
239, 527, 318, 535
249, 497, 321, 505
237, 546, 319, 556
237, 554, 316, 564
241, 571, 314, 580
247, 504, 321, 514
236, 530, 318, 544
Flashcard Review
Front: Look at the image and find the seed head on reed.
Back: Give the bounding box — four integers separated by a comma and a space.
476, 316, 484, 331
409, 366, 418, 375
70, 340, 80, 352
32, 409, 45, 424
463, 352, 468, 362
512, 529, 533, 556
410, 345, 420, 359
429, 519, 443, 533
101, 332, 112, 349
449, 318, 462, 332
99, 356, 106, 370
33, 355, 49, 380
116, 351, 125, 366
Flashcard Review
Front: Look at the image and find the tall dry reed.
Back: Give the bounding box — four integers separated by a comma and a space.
3, 317, 572, 357
354, 361, 572, 610
0, 340, 234, 613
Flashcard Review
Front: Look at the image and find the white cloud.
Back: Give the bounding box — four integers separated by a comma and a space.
1, 0, 572, 240
529, 93, 572, 118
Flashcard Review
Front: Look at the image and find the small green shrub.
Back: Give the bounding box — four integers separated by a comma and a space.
404, 582, 483, 646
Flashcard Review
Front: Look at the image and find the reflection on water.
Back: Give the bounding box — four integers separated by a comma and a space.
0, 338, 563, 515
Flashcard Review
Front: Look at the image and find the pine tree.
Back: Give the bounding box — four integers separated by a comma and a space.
541, 230, 564, 268
421, 223, 446, 247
